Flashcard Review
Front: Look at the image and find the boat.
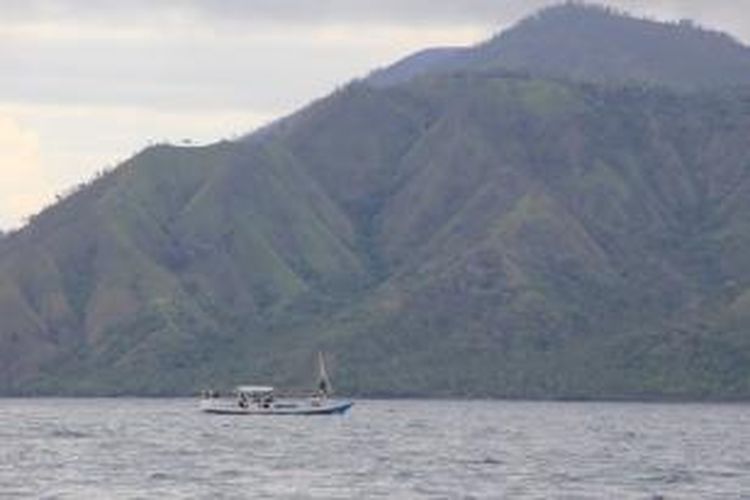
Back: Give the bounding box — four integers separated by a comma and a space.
199, 353, 353, 415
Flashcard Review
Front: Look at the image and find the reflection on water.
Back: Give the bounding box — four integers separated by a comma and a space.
0, 399, 747, 499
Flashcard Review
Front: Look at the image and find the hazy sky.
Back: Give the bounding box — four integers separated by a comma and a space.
1, 0, 748, 229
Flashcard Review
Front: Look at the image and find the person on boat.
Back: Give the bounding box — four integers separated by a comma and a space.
318, 378, 329, 398
262, 393, 273, 409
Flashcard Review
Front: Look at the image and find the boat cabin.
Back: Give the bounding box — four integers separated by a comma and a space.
235, 386, 275, 408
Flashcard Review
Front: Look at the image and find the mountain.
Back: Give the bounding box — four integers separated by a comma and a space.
367, 47, 467, 87
370, 3, 750, 89
3, 4, 750, 398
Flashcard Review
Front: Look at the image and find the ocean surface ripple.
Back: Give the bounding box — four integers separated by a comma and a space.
0, 399, 748, 499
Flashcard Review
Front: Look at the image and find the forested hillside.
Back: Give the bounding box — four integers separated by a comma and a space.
3, 4, 750, 398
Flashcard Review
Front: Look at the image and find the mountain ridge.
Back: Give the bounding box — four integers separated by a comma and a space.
3, 4, 750, 397
369, 3, 750, 90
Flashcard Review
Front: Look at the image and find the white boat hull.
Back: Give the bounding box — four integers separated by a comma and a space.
200, 398, 353, 415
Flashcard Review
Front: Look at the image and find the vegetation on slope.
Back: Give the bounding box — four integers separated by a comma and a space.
3, 4, 750, 397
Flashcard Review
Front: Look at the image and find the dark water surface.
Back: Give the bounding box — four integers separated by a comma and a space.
0, 399, 748, 499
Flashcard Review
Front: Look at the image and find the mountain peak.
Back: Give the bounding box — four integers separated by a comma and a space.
501, 0, 740, 45
370, 2, 750, 89
527, 1, 629, 18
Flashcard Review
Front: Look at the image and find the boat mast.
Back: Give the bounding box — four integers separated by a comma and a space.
317, 351, 332, 396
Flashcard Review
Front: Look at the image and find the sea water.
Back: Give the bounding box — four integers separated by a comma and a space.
0, 399, 748, 499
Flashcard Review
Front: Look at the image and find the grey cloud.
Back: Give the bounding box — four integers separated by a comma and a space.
0, 36, 380, 113
0, 1, 544, 25
0, 1, 744, 23
3, 1, 748, 43
3, 0, 749, 114
190, 0, 750, 30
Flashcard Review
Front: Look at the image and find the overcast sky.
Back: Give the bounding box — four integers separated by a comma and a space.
1, 0, 749, 229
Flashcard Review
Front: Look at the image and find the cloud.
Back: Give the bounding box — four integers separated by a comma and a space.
0, 0, 539, 26
0, 115, 50, 229
1, 1, 748, 31
0, 102, 278, 226
0, 16, 488, 114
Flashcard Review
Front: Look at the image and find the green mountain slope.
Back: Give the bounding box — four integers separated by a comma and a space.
313, 79, 750, 398
3, 5, 750, 398
0, 143, 369, 394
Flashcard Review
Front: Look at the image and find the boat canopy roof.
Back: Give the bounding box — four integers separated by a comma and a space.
236, 385, 274, 395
